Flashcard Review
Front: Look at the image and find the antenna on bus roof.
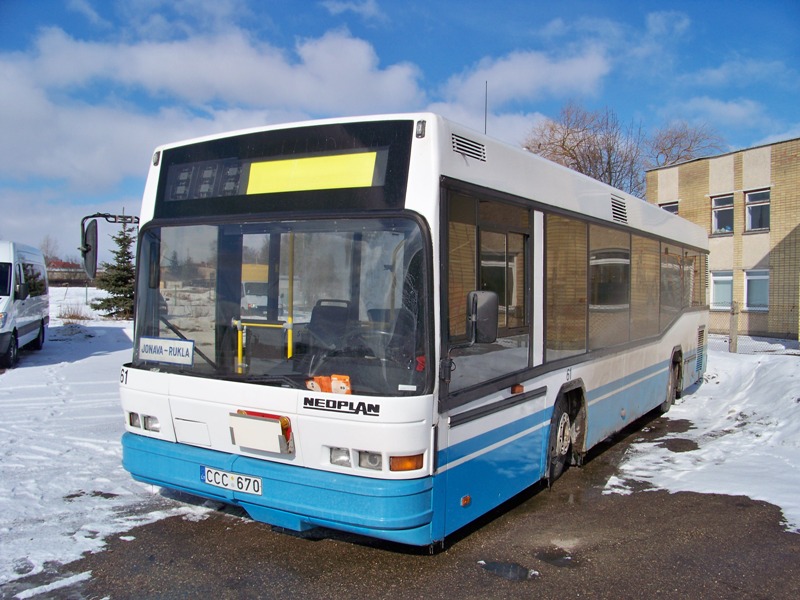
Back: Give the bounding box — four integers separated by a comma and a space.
484, 81, 488, 135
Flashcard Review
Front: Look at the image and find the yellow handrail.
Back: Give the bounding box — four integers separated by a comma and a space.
235, 231, 297, 373
234, 318, 294, 373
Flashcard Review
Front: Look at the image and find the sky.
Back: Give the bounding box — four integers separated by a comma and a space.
1, 288, 799, 590
0, 0, 798, 263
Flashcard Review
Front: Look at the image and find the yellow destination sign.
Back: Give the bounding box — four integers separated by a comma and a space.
247, 152, 378, 194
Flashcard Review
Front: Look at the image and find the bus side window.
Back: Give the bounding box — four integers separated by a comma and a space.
446, 191, 530, 392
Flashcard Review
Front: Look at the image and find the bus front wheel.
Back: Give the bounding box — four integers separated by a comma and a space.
547, 398, 572, 486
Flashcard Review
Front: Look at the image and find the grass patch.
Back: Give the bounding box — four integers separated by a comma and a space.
58, 303, 93, 323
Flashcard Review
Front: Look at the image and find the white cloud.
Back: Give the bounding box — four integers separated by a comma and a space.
291, 31, 424, 113
752, 122, 800, 146
536, 15, 624, 42
618, 11, 690, 75
670, 96, 770, 130
538, 18, 569, 39
442, 47, 610, 111
19, 27, 423, 113
0, 26, 425, 193
535, 11, 689, 71
117, 0, 257, 39
535, 11, 693, 85
67, 0, 112, 28
684, 58, 798, 89
655, 95, 800, 148
644, 11, 690, 38
320, 0, 387, 22
0, 186, 140, 265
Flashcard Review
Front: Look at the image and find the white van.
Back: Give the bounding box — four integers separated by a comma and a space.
241, 281, 270, 317
0, 241, 49, 368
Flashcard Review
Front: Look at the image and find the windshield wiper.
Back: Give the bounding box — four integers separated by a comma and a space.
158, 315, 218, 369
238, 374, 302, 389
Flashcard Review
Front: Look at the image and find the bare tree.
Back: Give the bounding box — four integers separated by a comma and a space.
40, 234, 60, 266
524, 102, 646, 196
524, 102, 724, 197
647, 121, 725, 168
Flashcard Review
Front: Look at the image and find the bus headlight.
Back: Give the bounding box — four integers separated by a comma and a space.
330, 447, 352, 467
358, 451, 383, 470
143, 415, 161, 432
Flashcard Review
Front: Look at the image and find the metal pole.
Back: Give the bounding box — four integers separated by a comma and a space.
729, 301, 739, 353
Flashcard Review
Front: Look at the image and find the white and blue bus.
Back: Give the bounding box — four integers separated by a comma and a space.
116, 113, 708, 548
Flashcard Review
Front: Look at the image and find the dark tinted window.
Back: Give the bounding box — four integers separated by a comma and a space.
23, 262, 48, 297
0, 263, 10, 296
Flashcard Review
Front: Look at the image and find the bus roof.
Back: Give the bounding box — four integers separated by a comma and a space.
146, 113, 708, 251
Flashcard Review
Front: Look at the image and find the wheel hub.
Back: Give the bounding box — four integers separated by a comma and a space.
555, 412, 571, 456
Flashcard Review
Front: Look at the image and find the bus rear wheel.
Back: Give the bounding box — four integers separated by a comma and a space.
547, 398, 572, 486
660, 360, 681, 413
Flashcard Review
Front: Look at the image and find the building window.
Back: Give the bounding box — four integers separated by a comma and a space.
710, 270, 732, 310
745, 269, 769, 311
711, 195, 733, 234
660, 201, 679, 214
745, 190, 770, 231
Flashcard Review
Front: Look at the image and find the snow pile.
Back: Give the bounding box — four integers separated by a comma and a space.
606, 351, 800, 532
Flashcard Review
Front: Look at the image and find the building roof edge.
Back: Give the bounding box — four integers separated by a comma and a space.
646, 135, 800, 173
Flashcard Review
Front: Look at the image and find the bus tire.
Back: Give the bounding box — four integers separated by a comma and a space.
547, 397, 572, 486
660, 360, 681, 413
1, 333, 18, 369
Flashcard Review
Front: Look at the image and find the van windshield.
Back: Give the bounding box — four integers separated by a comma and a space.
0, 263, 10, 296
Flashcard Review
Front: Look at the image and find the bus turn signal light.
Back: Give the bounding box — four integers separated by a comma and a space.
389, 454, 424, 471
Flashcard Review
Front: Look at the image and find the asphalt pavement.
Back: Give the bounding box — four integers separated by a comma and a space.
4, 411, 799, 600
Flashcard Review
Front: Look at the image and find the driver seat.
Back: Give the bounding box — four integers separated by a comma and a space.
307, 299, 350, 348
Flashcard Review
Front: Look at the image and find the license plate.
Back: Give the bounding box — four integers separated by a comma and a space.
201, 466, 262, 496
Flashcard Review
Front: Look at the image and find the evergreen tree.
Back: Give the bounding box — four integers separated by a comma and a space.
92, 222, 136, 319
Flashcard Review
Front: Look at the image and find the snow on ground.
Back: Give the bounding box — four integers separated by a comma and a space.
1, 288, 799, 585
0, 287, 210, 586
605, 348, 800, 532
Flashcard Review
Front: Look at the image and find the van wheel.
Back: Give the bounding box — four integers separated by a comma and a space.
30, 321, 45, 351
1, 333, 18, 368
547, 398, 572, 486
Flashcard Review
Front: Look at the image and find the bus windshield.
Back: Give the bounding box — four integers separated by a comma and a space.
133, 217, 430, 397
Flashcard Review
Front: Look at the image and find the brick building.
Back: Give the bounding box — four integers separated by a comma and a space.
646, 137, 800, 340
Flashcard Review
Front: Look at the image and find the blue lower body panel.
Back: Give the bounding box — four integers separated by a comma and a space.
585, 360, 670, 448
122, 433, 435, 546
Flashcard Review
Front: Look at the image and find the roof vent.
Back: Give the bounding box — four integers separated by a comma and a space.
610, 195, 628, 224
452, 134, 486, 161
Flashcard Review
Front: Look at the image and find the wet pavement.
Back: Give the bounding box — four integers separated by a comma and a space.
4, 411, 800, 599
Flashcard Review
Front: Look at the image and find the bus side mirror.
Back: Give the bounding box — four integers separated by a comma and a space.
467, 290, 498, 344
80, 218, 98, 279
